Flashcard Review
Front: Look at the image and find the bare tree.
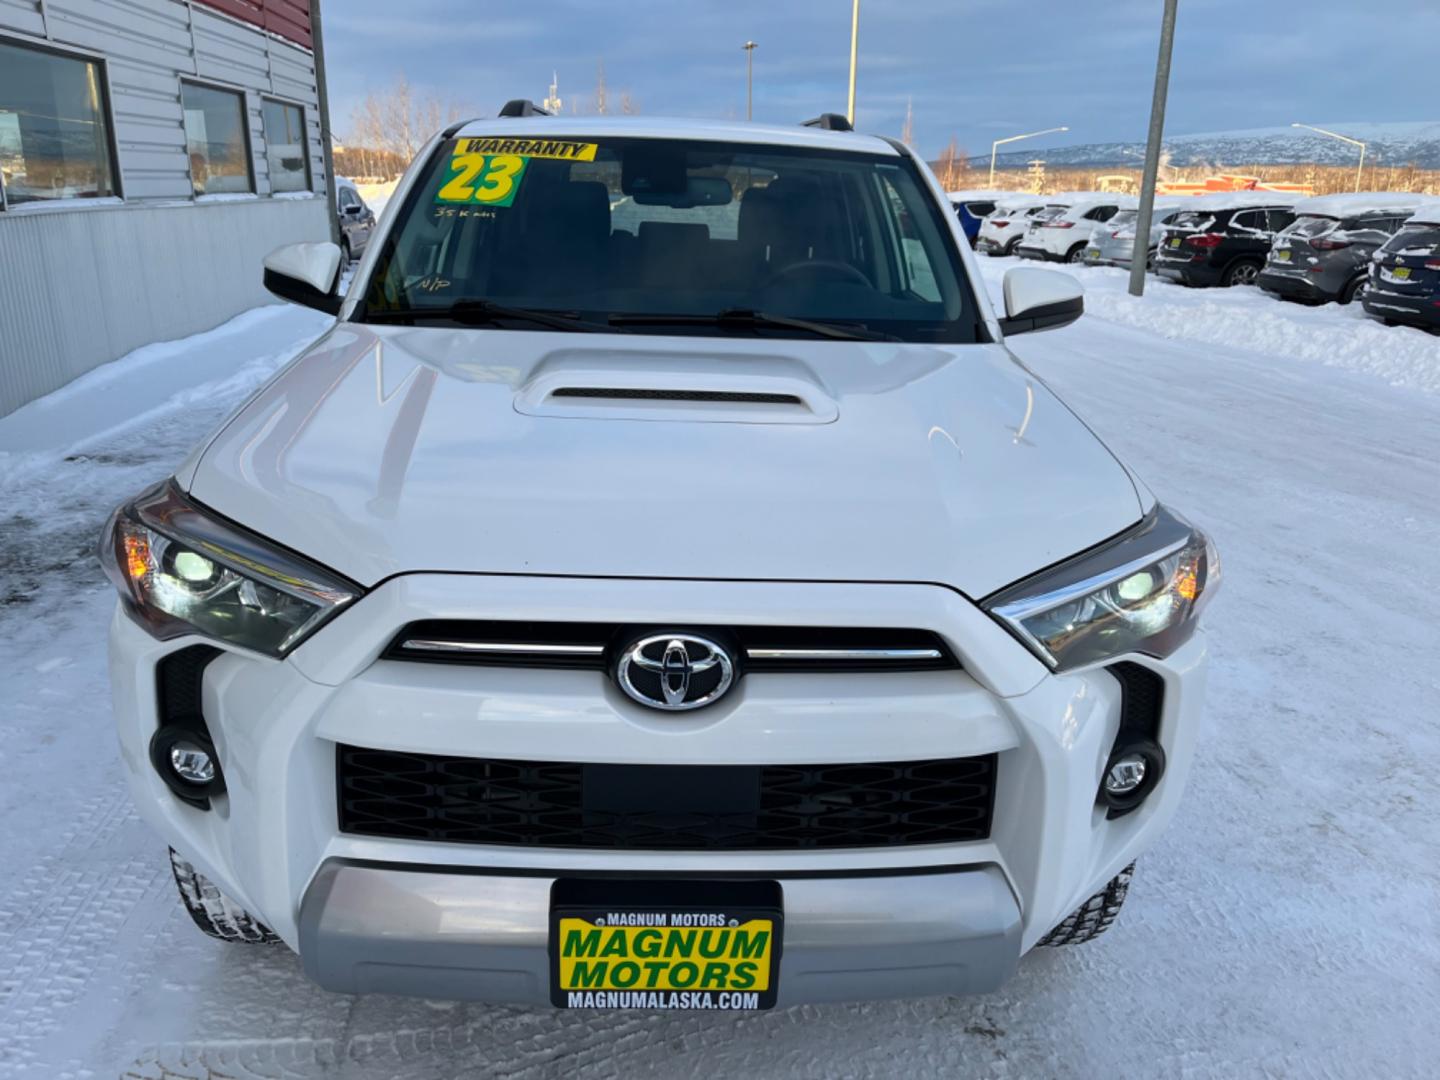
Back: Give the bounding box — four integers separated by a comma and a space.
620, 91, 639, 115
595, 59, 608, 116
348, 74, 476, 178
900, 98, 914, 147
937, 136, 967, 188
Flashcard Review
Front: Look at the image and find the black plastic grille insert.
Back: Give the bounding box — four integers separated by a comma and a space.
336, 746, 996, 850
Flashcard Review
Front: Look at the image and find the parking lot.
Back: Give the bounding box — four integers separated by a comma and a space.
1, 257, 1435, 1078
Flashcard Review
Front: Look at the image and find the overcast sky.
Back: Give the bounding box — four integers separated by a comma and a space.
323, 0, 1440, 158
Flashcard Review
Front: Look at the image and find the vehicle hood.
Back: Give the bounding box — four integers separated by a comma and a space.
184, 325, 1145, 597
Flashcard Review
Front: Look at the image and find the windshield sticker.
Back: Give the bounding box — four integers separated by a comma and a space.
437, 153, 529, 207
456, 137, 598, 162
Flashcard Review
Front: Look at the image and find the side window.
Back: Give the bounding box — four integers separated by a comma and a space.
337, 187, 358, 211
1086, 205, 1118, 222
182, 82, 253, 196
0, 39, 118, 207
1229, 210, 1264, 233
262, 98, 309, 194
1266, 209, 1295, 232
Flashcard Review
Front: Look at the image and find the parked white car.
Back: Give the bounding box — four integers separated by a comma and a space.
1082, 202, 1185, 269
1018, 193, 1139, 263
101, 112, 1218, 1011
976, 195, 1048, 256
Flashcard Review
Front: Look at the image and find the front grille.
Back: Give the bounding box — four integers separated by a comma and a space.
336, 747, 996, 850
385, 621, 959, 673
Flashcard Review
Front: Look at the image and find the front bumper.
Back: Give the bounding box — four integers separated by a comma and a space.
110, 571, 1209, 1006
300, 860, 1020, 1004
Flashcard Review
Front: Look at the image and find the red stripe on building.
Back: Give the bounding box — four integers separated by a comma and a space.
191, 0, 313, 50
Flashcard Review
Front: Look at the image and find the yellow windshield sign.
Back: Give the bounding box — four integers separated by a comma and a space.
557, 917, 774, 993
456, 137, 598, 162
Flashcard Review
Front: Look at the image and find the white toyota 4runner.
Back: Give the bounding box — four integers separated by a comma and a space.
102, 109, 1218, 1011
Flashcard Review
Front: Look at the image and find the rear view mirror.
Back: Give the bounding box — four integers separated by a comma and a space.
998, 267, 1084, 336
633, 176, 733, 209
263, 242, 342, 316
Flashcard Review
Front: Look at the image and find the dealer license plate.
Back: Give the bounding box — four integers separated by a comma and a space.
551, 879, 782, 1010
1086, 248, 1100, 260
1388, 266, 1411, 281
1169, 236, 1182, 248
1275, 250, 1292, 262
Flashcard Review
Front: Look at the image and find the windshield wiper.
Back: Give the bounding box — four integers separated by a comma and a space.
608, 309, 897, 342
365, 299, 617, 333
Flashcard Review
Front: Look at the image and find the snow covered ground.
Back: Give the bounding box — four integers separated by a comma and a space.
1, 263, 1437, 1078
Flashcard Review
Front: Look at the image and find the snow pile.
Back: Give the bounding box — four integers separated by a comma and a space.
356, 179, 400, 217
979, 259, 1440, 396
1288, 192, 1430, 219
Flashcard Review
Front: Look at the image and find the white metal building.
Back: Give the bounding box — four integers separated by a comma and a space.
0, 0, 331, 418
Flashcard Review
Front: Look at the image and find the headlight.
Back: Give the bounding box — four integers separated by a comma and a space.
100, 481, 360, 657
983, 505, 1219, 672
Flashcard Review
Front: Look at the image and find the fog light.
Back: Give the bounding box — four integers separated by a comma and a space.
150, 724, 224, 809
1098, 739, 1165, 817
169, 741, 216, 785
1104, 754, 1147, 796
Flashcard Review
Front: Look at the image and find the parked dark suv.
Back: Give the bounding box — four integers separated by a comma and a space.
1153, 195, 1296, 287
1259, 195, 1418, 305
1362, 208, 1440, 332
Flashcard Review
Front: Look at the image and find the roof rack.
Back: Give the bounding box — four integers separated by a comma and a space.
498, 99, 551, 118
802, 113, 853, 132
442, 117, 482, 138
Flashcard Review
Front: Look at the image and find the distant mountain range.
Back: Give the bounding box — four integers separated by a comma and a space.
983, 122, 1440, 170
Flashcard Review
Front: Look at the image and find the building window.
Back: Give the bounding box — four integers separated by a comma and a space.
262, 98, 309, 193
181, 81, 253, 196
0, 39, 118, 207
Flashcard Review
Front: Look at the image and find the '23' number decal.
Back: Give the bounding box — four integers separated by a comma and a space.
437, 153, 528, 207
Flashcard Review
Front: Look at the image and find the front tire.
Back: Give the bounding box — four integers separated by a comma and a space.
1036, 862, 1134, 947
1221, 259, 1261, 287
170, 849, 281, 944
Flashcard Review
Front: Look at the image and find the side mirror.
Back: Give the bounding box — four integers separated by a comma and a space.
263, 242, 342, 315
998, 267, 1084, 336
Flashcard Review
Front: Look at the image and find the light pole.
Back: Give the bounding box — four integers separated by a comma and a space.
846, 0, 860, 125
988, 126, 1069, 187
1292, 122, 1367, 192
1129, 0, 1178, 299
743, 41, 757, 121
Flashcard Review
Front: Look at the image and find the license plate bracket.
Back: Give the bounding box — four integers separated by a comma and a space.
550, 879, 783, 1010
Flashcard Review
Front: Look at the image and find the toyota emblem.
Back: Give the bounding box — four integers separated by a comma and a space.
616, 633, 735, 711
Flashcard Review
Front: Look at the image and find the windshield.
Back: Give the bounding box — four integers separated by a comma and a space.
360, 135, 980, 342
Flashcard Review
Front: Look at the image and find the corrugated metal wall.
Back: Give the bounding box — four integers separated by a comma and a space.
0, 0, 331, 417
0, 198, 327, 415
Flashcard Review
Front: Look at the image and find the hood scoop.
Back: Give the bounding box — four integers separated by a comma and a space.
515, 347, 838, 424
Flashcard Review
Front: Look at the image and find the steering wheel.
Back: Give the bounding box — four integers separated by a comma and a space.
766, 259, 873, 289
